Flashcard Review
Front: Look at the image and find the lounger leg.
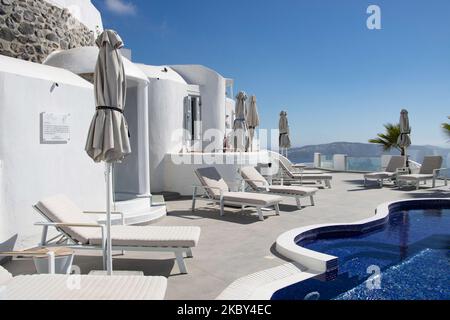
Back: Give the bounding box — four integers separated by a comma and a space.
432, 177, 436, 188
102, 249, 107, 270
185, 248, 193, 258
175, 251, 188, 274
416, 181, 420, 190
257, 208, 264, 221
364, 178, 367, 187
191, 186, 197, 212
40, 225, 49, 247
296, 197, 302, 209
379, 179, 384, 188
310, 195, 315, 206
220, 198, 225, 217
274, 204, 280, 216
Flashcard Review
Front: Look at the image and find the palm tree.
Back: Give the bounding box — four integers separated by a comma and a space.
442, 117, 450, 140
369, 123, 404, 155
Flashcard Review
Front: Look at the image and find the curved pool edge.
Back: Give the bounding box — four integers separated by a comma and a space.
275, 198, 449, 274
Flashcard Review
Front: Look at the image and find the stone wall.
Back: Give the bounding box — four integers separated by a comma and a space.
0, 0, 95, 63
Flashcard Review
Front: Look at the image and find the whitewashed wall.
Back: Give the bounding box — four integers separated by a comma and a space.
147, 79, 188, 193
164, 152, 271, 196
171, 65, 227, 152
0, 56, 105, 250
45, 0, 103, 32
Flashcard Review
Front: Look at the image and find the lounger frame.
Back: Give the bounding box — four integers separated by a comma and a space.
363, 173, 397, 188
33, 205, 193, 274
191, 185, 280, 221
240, 178, 315, 209
276, 161, 332, 188
274, 155, 332, 188
397, 168, 448, 190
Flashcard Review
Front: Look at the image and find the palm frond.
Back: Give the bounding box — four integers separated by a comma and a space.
442, 117, 450, 140
368, 123, 402, 153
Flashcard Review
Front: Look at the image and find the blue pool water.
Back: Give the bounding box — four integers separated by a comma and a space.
272, 202, 450, 300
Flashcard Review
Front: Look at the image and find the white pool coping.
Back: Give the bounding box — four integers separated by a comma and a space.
216, 263, 322, 300
275, 198, 444, 273
218, 198, 446, 300
215, 198, 449, 300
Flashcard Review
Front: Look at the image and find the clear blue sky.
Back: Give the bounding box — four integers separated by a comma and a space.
93, 0, 450, 147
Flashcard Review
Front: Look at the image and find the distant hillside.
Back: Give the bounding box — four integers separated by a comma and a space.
288, 142, 450, 164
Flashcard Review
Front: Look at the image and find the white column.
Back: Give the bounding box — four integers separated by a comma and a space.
333, 154, 348, 171
137, 82, 152, 201
314, 153, 322, 168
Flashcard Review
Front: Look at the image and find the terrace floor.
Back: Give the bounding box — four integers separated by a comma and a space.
3, 172, 449, 300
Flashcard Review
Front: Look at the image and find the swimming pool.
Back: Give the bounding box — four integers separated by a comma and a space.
272, 200, 450, 300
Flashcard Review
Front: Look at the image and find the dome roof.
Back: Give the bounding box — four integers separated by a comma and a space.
43, 47, 148, 84
136, 64, 187, 85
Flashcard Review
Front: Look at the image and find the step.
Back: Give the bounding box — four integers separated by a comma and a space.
153, 192, 181, 202
94, 196, 167, 226
216, 263, 321, 300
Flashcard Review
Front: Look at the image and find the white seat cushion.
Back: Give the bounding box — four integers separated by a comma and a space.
398, 174, 434, 181
291, 174, 333, 180
267, 185, 318, 196
1, 274, 167, 300
364, 172, 396, 179
0, 266, 12, 286
240, 167, 267, 190
195, 167, 229, 198
218, 192, 282, 206
89, 226, 201, 248
36, 195, 99, 244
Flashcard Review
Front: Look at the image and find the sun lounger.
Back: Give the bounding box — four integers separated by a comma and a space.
33, 195, 201, 274
364, 156, 405, 187
192, 167, 283, 221
397, 156, 447, 190
240, 166, 318, 209
0, 265, 166, 300
276, 155, 333, 188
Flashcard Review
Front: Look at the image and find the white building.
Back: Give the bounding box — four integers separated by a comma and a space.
0, 0, 269, 253
0, 55, 106, 250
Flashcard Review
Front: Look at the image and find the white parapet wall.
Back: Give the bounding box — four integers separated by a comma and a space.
164, 151, 271, 195
333, 154, 348, 171
0, 56, 106, 250
45, 0, 103, 32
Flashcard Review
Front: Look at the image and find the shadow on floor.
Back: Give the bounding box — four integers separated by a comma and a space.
168, 206, 278, 225
402, 189, 450, 198
269, 243, 292, 262
344, 179, 422, 192
4, 254, 179, 277
279, 204, 309, 212
76, 256, 177, 277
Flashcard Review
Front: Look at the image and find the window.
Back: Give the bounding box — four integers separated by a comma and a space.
184, 96, 202, 152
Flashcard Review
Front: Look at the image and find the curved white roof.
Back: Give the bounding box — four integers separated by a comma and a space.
0, 55, 92, 88
136, 64, 187, 85
43, 47, 148, 84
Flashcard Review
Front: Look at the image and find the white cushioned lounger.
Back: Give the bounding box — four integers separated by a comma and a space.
364, 156, 405, 187
193, 167, 283, 221
240, 166, 318, 209
0, 266, 167, 300
34, 195, 201, 274
277, 157, 332, 188
397, 156, 447, 190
